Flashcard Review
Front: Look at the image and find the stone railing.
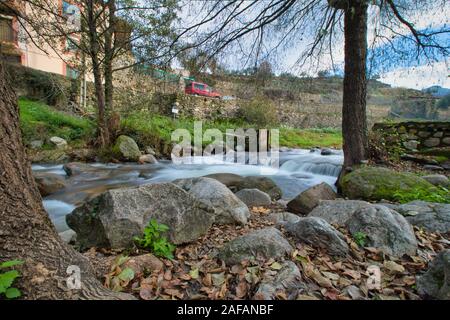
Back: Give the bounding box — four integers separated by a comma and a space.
372, 121, 450, 150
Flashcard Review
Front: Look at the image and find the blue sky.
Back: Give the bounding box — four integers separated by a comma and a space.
178, 1, 449, 90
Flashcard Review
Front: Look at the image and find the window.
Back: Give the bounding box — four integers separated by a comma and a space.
194, 83, 205, 90
66, 65, 79, 79
0, 17, 16, 43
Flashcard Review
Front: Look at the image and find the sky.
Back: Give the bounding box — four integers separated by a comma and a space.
178, 1, 449, 91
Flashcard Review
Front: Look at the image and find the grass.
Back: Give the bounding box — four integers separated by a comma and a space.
120, 111, 343, 152
279, 127, 342, 149
19, 98, 94, 147
392, 186, 450, 204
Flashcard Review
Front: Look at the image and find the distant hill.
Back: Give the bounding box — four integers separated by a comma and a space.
422, 85, 450, 97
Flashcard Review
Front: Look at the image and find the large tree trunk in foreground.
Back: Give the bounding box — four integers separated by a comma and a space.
341, 0, 369, 169
0, 63, 132, 300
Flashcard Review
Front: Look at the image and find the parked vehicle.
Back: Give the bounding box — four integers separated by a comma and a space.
185, 81, 221, 98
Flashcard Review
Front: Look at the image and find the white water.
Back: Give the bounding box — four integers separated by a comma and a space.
33, 148, 343, 232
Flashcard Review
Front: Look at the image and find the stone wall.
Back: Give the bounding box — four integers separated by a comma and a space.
145, 92, 240, 120
372, 121, 450, 150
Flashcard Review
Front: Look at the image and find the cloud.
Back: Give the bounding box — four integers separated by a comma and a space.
379, 60, 450, 90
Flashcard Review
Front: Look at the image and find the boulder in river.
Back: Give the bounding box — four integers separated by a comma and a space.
341, 166, 434, 201
235, 188, 272, 207
416, 249, 450, 300
203, 173, 244, 192
346, 205, 418, 257
285, 217, 349, 257
112, 135, 141, 162
382, 201, 450, 234
287, 182, 337, 215
174, 177, 250, 225
139, 154, 158, 164
236, 176, 282, 200
33, 172, 66, 196
218, 227, 293, 265
66, 182, 215, 249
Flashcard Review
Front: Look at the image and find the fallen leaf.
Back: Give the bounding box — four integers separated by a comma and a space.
384, 260, 405, 274
189, 268, 199, 279
270, 262, 283, 270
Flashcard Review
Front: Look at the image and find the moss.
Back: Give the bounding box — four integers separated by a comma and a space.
342, 166, 436, 201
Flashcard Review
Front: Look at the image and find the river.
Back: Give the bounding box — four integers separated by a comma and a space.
32, 148, 343, 232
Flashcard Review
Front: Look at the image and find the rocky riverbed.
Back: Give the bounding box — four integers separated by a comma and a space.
32, 148, 450, 300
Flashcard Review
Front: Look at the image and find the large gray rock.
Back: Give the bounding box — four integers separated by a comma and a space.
174, 177, 250, 225
346, 205, 418, 257
341, 167, 434, 201
421, 174, 449, 188
236, 176, 282, 200
254, 261, 305, 300
382, 201, 450, 234
66, 183, 215, 248
235, 188, 272, 207
285, 217, 349, 257
308, 199, 371, 225
416, 250, 450, 300
218, 228, 293, 265
112, 135, 141, 161
287, 183, 337, 215
33, 172, 67, 196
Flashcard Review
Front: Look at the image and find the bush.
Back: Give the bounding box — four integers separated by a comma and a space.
237, 96, 278, 127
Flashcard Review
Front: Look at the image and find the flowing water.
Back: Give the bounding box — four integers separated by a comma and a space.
32, 149, 343, 232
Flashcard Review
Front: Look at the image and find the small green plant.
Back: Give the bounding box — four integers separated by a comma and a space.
134, 219, 176, 259
353, 232, 368, 247
393, 186, 450, 204
0, 259, 24, 299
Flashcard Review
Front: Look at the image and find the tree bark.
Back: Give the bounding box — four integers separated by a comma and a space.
0, 63, 132, 300
87, 0, 110, 148
104, 0, 115, 117
341, 0, 369, 169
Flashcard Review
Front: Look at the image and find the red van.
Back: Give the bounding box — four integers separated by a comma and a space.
185, 81, 221, 98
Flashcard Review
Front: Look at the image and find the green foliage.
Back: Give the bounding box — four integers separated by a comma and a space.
279, 127, 342, 148
393, 186, 450, 204
19, 98, 94, 147
237, 96, 279, 126
0, 260, 24, 299
134, 219, 176, 259
353, 232, 367, 247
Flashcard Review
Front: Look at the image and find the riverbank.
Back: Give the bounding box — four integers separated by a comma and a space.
19, 98, 342, 160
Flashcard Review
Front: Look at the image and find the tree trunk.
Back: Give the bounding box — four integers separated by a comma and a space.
87, 0, 110, 148
0, 63, 132, 300
104, 0, 117, 140
341, 0, 369, 169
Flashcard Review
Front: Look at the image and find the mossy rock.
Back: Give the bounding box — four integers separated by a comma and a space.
341, 166, 435, 201
112, 135, 141, 161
